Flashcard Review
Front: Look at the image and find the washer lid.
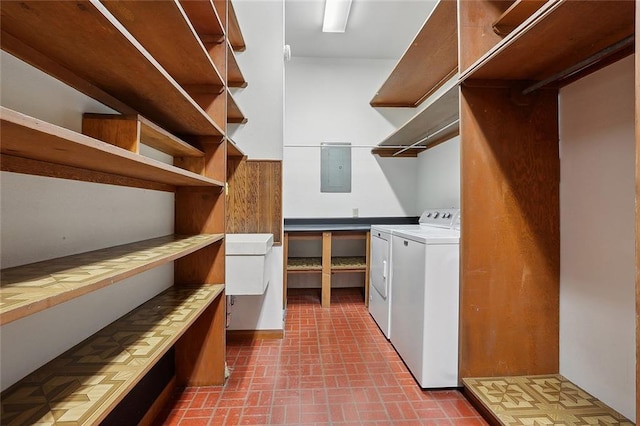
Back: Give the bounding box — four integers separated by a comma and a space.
393, 227, 460, 244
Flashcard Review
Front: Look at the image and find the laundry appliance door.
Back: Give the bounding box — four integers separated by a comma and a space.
369, 229, 391, 338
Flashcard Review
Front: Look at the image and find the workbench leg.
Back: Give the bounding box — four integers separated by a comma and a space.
283, 232, 289, 308
321, 232, 332, 308
364, 231, 370, 307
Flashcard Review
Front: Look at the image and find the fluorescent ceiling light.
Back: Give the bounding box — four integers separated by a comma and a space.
322, 0, 352, 33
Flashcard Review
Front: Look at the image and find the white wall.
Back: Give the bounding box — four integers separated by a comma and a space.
559, 55, 636, 421
284, 57, 418, 218
416, 135, 460, 211
0, 52, 174, 390
226, 0, 285, 331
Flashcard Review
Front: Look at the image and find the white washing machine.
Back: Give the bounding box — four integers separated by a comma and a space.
369, 209, 459, 340
390, 214, 460, 388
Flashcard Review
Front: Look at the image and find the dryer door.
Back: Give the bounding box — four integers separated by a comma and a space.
370, 232, 389, 298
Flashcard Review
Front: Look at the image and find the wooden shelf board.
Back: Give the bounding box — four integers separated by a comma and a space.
227, 41, 248, 88
463, 375, 634, 425
0, 234, 224, 325
377, 77, 459, 150
371, 147, 425, 158
0, 285, 224, 425
178, 0, 225, 45
229, 1, 247, 52
370, 0, 457, 107
460, 0, 635, 82
1, 107, 223, 188
102, 0, 224, 91
287, 257, 367, 272
227, 137, 247, 158
492, 0, 548, 36
83, 114, 205, 158
0, 0, 222, 136
227, 91, 248, 124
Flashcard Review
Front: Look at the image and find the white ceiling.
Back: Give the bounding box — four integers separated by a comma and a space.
285, 0, 438, 60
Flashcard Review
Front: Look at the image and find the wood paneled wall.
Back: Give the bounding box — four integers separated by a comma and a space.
227, 159, 282, 244
460, 83, 560, 378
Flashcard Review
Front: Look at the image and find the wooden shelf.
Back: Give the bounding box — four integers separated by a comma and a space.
229, 1, 247, 52
227, 137, 247, 158
227, 41, 248, 88
0, 0, 223, 136
0, 284, 224, 425
463, 375, 634, 425
0, 107, 223, 188
460, 0, 635, 82
102, 0, 224, 94
492, 0, 548, 36
370, 0, 457, 107
0, 234, 224, 325
287, 256, 367, 273
227, 91, 248, 124
179, 0, 225, 46
373, 76, 459, 157
83, 114, 205, 158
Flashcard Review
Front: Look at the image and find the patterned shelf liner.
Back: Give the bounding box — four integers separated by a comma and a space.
0, 284, 224, 426
463, 374, 634, 426
0, 234, 223, 325
287, 256, 367, 271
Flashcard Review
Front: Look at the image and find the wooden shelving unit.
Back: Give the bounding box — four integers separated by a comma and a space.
0, 234, 223, 325
370, 0, 458, 157
456, 4, 638, 421
102, 0, 225, 91
372, 76, 459, 157
0, 285, 224, 425
0, 0, 223, 137
369, 0, 457, 107
82, 113, 205, 157
284, 231, 370, 308
459, 0, 635, 82
0, 0, 249, 421
0, 107, 222, 189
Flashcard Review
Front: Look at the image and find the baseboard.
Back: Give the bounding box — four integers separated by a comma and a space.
139, 376, 177, 426
226, 329, 284, 340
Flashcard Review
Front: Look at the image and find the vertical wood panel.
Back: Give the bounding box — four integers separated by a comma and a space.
226, 159, 282, 243
246, 161, 260, 233
175, 292, 226, 386
174, 140, 226, 385
322, 232, 332, 308
635, 4, 640, 421
460, 83, 560, 378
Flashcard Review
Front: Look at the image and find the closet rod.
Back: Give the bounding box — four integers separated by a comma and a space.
283, 144, 426, 149
392, 119, 460, 157
522, 34, 634, 95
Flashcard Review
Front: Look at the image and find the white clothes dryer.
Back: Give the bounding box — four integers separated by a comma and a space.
369, 209, 459, 340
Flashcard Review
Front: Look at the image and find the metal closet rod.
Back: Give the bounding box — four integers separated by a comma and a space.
522, 34, 635, 95
392, 119, 460, 157
283, 144, 424, 148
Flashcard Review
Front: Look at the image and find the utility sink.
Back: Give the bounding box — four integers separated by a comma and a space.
225, 233, 273, 296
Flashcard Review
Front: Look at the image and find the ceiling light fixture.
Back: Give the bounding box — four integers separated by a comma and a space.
322, 0, 352, 33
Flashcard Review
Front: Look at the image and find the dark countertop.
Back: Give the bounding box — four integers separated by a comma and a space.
284, 217, 419, 232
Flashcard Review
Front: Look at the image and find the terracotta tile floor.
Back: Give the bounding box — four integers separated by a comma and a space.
155, 288, 487, 425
